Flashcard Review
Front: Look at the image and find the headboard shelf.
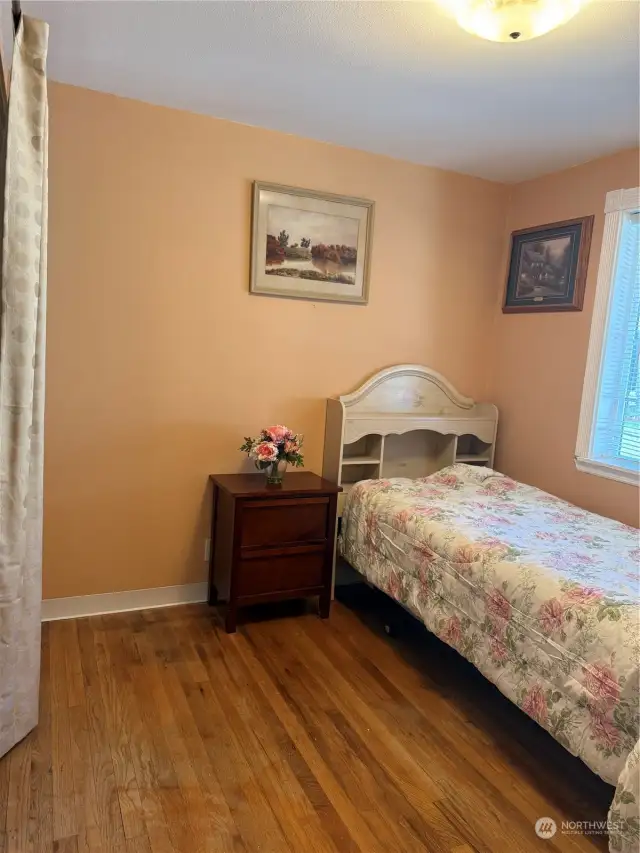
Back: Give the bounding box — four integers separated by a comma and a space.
341, 456, 381, 466
323, 365, 498, 516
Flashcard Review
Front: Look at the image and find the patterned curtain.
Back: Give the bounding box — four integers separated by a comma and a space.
0, 15, 49, 759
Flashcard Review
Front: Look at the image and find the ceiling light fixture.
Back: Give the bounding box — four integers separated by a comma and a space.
443, 0, 585, 42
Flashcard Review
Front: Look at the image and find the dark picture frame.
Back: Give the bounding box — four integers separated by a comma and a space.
503, 216, 594, 313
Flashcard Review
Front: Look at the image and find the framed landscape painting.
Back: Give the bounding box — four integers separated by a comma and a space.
503, 216, 594, 313
250, 181, 374, 304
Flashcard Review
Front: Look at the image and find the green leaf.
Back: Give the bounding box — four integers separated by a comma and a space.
620, 791, 636, 805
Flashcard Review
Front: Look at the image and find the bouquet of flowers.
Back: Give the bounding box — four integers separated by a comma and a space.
240, 425, 304, 482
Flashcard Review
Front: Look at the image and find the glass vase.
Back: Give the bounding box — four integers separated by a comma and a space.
263, 458, 287, 485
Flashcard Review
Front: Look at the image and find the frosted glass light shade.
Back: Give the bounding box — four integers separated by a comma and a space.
446, 0, 584, 42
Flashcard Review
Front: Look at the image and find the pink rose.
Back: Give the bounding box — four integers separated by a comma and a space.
535, 530, 560, 541
433, 473, 459, 487
394, 509, 413, 530
522, 684, 547, 723
583, 663, 620, 704
419, 487, 444, 498
481, 478, 513, 494
253, 441, 279, 462
489, 617, 505, 639
537, 598, 565, 634
284, 439, 299, 454
490, 638, 508, 662
479, 537, 508, 551
387, 572, 402, 600
418, 572, 430, 598
365, 511, 378, 538
415, 507, 441, 519
443, 615, 462, 647
414, 544, 437, 567
486, 588, 512, 621
590, 714, 620, 751
456, 543, 481, 563
264, 425, 292, 443
564, 586, 603, 606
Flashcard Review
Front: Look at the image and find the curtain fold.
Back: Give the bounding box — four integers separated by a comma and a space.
0, 14, 48, 760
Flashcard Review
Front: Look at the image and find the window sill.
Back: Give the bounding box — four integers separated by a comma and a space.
575, 457, 640, 487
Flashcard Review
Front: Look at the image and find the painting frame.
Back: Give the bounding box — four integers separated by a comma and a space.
250, 181, 374, 305
503, 216, 594, 314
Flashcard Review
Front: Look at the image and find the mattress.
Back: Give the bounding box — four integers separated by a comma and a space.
340, 463, 640, 787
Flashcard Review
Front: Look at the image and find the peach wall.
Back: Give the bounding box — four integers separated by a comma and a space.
489, 149, 640, 527
45, 83, 507, 599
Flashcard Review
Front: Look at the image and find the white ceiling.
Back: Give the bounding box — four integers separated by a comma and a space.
14, 0, 640, 182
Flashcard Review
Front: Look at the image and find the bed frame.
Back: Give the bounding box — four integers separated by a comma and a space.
322, 364, 498, 517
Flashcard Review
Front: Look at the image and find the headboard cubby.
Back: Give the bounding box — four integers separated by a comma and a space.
323, 364, 498, 516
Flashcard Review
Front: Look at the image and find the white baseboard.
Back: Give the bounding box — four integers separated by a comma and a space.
41, 582, 209, 622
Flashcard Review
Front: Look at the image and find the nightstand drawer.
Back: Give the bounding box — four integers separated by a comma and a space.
240, 497, 329, 548
237, 548, 325, 597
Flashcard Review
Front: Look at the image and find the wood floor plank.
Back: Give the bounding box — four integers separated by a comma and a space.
264, 620, 447, 814
5, 738, 32, 853
68, 703, 107, 853
177, 662, 297, 853
124, 835, 152, 853
301, 609, 600, 853
297, 616, 528, 849
28, 620, 53, 853
93, 627, 146, 842
113, 666, 176, 853
196, 621, 345, 853
0, 730, 8, 853
76, 619, 126, 852
65, 619, 104, 853
127, 633, 194, 853
328, 599, 607, 853
197, 639, 343, 853
243, 622, 421, 853
53, 836, 79, 853
159, 664, 244, 853
232, 629, 393, 853
0, 599, 613, 853
50, 621, 78, 842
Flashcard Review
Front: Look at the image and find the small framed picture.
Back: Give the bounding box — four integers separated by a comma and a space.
503, 216, 594, 313
250, 181, 374, 305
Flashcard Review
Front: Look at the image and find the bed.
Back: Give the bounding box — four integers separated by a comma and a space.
340, 465, 640, 850
328, 367, 639, 852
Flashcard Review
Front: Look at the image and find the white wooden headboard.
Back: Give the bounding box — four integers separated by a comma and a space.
323, 365, 498, 508
341, 363, 482, 414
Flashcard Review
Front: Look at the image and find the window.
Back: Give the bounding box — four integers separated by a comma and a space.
576, 187, 640, 486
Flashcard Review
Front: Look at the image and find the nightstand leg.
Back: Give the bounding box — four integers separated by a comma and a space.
225, 603, 238, 634
319, 592, 331, 619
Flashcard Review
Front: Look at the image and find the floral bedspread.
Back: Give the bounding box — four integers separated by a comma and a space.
340, 464, 640, 787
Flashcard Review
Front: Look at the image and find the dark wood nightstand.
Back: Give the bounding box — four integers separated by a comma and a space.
208, 472, 341, 633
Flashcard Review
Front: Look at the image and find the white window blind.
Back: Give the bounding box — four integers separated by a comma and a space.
576, 187, 640, 486
591, 212, 640, 469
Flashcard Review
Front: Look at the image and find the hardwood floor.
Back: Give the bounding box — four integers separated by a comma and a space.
0, 588, 613, 853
